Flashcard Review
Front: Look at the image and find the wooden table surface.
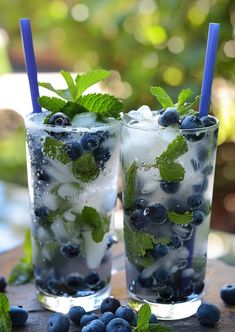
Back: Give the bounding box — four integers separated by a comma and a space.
0, 243, 235, 332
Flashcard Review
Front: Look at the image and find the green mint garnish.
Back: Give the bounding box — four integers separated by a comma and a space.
192, 255, 207, 272
9, 230, 33, 285
154, 237, 171, 245
134, 304, 172, 332
81, 206, 109, 242
123, 161, 137, 210
43, 137, 70, 164
150, 86, 199, 116
72, 153, 100, 183
0, 293, 12, 332
38, 69, 125, 121
155, 134, 188, 182
167, 211, 193, 225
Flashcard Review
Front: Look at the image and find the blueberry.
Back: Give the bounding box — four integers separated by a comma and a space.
197, 147, 209, 163
35, 206, 48, 218
144, 203, 167, 224
60, 243, 80, 258
159, 286, 174, 300
158, 107, 179, 127
84, 272, 100, 285
68, 306, 86, 325
47, 112, 71, 127
154, 269, 170, 284
171, 235, 183, 249
47, 313, 70, 332
81, 319, 105, 332
179, 278, 194, 298
187, 194, 203, 209
200, 200, 211, 216
100, 296, 121, 313
47, 279, 64, 295
80, 313, 99, 327
194, 281, 205, 294
200, 115, 217, 127
220, 284, 235, 305
191, 158, 200, 171
0, 276, 7, 292
9, 306, 28, 327
167, 198, 186, 213
153, 243, 169, 258
138, 276, 154, 288
129, 210, 147, 230
106, 235, 118, 249
115, 306, 134, 324
149, 313, 158, 324
65, 274, 84, 290
106, 318, 131, 332
93, 147, 111, 167
135, 198, 148, 210
180, 115, 204, 141
160, 181, 180, 194
192, 210, 204, 226
64, 142, 83, 160
131, 313, 138, 327
99, 312, 115, 326
197, 303, 221, 327
35, 277, 46, 290
81, 133, 101, 151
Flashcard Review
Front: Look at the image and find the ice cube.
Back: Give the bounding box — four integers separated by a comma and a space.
58, 183, 78, 200
42, 193, 58, 211
37, 227, 51, 243
64, 211, 76, 222
46, 159, 76, 183
138, 168, 159, 194
82, 231, 107, 269
72, 112, 97, 127
51, 218, 68, 242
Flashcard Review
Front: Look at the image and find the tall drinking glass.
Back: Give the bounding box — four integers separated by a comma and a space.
25, 111, 120, 313
121, 110, 218, 319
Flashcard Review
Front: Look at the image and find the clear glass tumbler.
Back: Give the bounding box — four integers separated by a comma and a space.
25, 111, 120, 313
121, 112, 218, 319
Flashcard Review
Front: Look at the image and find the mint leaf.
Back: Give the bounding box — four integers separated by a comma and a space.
72, 153, 99, 183
0, 293, 12, 332
38, 96, 66, 113
150, 87, 174, 108
61, 101, 88, 119
43, 137, 70, 164
9, 230, 33, 285
123, 161, 137, 210
81, 206, 110, 242
61, 70, 77, 100
154, 237, 171, 245
167, 211, 193, 225
178, 95, 200, 116
137, 304, 151, 330
39, 82, 72, 101
192, 255, 207, 272
155, 135, 188, 182
148, 324, 173, 332
75, 69, 111, 99
77, 93, 125, 119
177, 88, 192, 108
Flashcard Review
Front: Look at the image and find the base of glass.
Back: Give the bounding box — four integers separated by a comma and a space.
37, 285, 111, 313
128, 292, 202, 320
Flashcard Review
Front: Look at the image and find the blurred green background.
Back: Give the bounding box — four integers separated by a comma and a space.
0, 0, 235, 239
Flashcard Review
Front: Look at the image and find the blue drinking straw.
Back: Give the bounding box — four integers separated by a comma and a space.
199, 23, 220, 118
19, 18, 41, 113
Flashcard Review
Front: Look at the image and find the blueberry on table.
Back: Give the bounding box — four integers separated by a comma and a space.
200, 115, 217, 127
68, 305, 86, 325
100, 296, 121, 313
84, 272, 100, 285
99, 311, 115, 326
47, 112, 71, 127
160, 181, 180, 194
0, 276, 7, 292
220, 284, 235, 305
106, 318, 131, 332
80, 313, 99, 327
187, 194, 203, 209
180, 115, 204, 141
81, 133, 101, 151
81, 319, 105, 332
192, 210, 204, 226
47, 313, 70, 332
115, 305, 135, 323
129, 210, 147, 230
153, 243, 169, 258
60, 242, 80, 258
9, 306, 28, 327
171, 235, 183, 249
144, 203, 167, 224
64, 142, 83, 160
197, 303, 221, 327
158, 107, 180, 127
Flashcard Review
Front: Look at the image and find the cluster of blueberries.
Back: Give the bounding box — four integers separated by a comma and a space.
1, 275, 235, 329
36, 271, 105, 297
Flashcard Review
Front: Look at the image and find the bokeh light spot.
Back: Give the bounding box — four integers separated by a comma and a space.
49, 1, 68, 20
71, 4, 90, 22
138, 0, 157, 15
163, 67, 184, 86
208, 233, 226, 259
168, 37, 185, 54
146, 25, 167, 45
223, 194, 235, 213
188, 3, 208, 25
224, 40, 235, 58
142, 52, 159, 68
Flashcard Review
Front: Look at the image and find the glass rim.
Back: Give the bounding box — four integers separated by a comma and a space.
121, 113, 219, 133
24, 111, 120, 133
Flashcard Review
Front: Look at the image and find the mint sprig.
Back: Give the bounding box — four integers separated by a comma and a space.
43, 137, 70, 164
72, 153, 100, 183
9, 230, 33, 285
124, 161, 137, 210
0, 293, 12, 332
167, 211, 193, 225
155, 134, 188, 182
38, 69, 125, 121
150, 87, 174, 108
81, 206, 109, 242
